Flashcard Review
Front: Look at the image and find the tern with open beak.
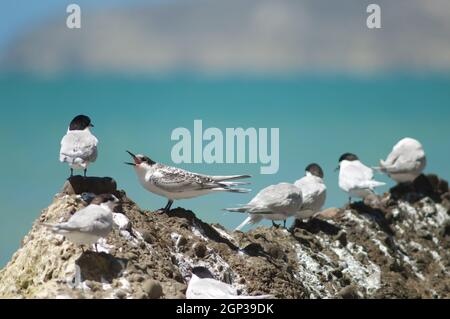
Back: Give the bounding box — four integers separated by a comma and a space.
125, 151, 251, 212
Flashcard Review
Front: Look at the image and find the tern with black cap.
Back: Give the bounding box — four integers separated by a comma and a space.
294, 163, 327, 220
337, 153, 385, 204
59, 115, 98, 177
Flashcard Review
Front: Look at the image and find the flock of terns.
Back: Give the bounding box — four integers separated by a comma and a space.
42, 114, 427, 298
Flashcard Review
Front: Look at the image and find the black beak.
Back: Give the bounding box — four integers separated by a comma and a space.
126, 150, 141, 166
334, 165, 340, 172
124, 162, 136, 166
126, 150, 137, 159
89, 123, 94, 128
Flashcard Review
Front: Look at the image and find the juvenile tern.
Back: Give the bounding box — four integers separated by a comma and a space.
125, 151, 250, 212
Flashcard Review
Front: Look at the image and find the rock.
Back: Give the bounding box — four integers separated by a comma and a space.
438, 179, 449, 194
75, 252, 127, 283
176, 236, 188, 247
440, 221, 450, 237
192, 242, 207, 258
337, 285, 360, 299
142, 280, 163, 299
141, 231, 154, 244
62, 176, 117, 195
1, 176, 449, 299
316, 207, 341, 219
266, 244, 285, 260
413, 175, 438, 194
115, 290, 127, 299
129, 274, 145, 283
335, 231, 348, 247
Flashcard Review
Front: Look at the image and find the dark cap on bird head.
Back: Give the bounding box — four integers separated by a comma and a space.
338, 153, 359, 163
305, 163, 324, 178
69, 115, 93, 131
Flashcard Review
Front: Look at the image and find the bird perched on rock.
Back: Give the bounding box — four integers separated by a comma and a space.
42, 194, 118, 251
125, 151, 250, 212
375, 137, 426, 183
225, 182, 303, 231
59, 115, 98, 177
294, 163, 327, 220
337, 153, 385, 203
186, 267, 272, 299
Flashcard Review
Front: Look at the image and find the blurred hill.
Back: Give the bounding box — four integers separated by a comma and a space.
1, 0, 450, 74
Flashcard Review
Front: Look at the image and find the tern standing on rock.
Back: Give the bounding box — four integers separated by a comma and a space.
225, 182, 303, 231
337, 153, 385, 203
42, 194, 118, 252
294, 163, 327, 220
59, 115, 98, 177
125, 151, 251, 212
186, 267, 272, 299
375, 137, 426, 183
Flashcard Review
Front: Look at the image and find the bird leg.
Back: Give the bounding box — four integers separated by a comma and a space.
81, 246, 85, 253
84, 169, 87, 177
70, 168, 74, 178
272, 221, 279, 228
283, 220, 287, 228
95, 243, 98, 253
164, 200, 174, 213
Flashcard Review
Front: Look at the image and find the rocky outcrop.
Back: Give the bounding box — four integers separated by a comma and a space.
0, 175, 448, 299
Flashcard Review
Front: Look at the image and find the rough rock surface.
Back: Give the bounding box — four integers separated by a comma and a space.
0, 175, 449, 299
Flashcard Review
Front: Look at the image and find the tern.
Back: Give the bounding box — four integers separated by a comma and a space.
125, 151, 251, 212
59, 115, 98, 177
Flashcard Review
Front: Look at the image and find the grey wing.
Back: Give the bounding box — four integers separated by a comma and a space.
60, 132, 98, 163
345, 161, 374, 184
248, 183, 302, 213
62, 207, 111, 233
301, 185, 326, 212
382, 148, 426, 174
150, 166, 219, 193
383, 147, 402, 167
382, 158, 423, 174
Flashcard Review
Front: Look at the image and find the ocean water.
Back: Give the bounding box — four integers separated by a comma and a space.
1, 73, 449, 267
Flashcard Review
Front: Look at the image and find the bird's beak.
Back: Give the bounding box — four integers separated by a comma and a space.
89, 124, 94, 128
334, 165, 340, 172
124, 162, 136, 166
126, 150, 141, 165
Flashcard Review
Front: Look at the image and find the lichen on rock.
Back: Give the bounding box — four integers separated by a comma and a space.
0, 174, 449, 299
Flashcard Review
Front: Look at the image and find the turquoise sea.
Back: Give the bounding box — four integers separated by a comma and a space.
1, 73, 449, 267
